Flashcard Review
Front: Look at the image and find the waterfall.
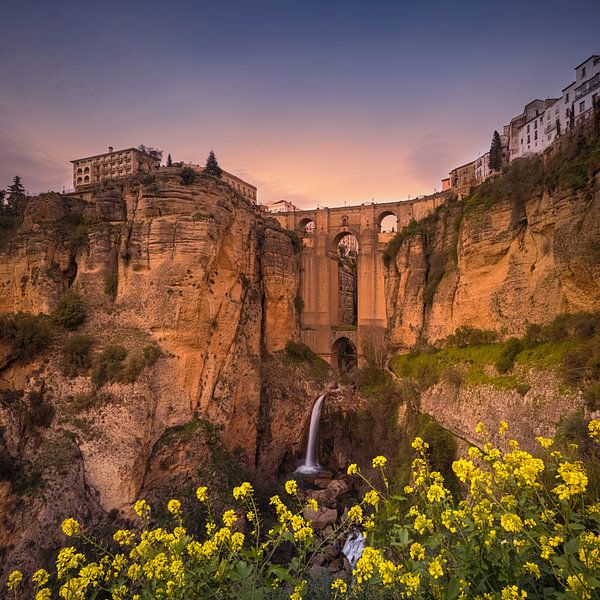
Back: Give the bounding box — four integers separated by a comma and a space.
342, 530, 366, 568
295, 394, 325, 475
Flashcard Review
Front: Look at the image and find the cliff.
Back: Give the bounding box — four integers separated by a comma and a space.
384, 131, 600, 348
0, 170, 305, 572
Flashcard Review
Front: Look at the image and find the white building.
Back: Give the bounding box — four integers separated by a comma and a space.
267, 199, 299, 213
562, 55, 600, 130
474, 152, 491, 182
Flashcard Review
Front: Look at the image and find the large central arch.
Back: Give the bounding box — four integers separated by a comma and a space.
271, 192, 450, 368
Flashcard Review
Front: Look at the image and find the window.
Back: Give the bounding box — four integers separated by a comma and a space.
534, 130, 538, 140
527, 135, 530, 144
582, 67, 586, 78
580, 101, 585, 113
565, 93, 569, 103
534, 120, 538, 129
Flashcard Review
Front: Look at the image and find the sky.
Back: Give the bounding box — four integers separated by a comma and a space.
0, 0, 599, 208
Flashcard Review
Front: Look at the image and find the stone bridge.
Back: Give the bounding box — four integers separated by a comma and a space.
272, 192, 451, 369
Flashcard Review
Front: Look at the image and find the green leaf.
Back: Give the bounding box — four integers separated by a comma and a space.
446, 578, 461, 600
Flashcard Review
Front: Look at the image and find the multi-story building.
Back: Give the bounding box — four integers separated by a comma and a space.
562, 55, 600, 130
71, 147, 160, 189
267, 199, 299, 213
450, 159, 477, 197
506, 99, 559, 161
221, 170, 258, 204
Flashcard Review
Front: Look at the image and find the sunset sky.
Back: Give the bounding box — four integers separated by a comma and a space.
1, 0, 599, 208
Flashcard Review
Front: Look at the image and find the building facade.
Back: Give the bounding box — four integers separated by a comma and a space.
71, 147, 160, 189
267, 200, 299, 213
221, 170, 258, 203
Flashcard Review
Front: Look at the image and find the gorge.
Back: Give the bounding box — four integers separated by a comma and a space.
1, 121, 600, 585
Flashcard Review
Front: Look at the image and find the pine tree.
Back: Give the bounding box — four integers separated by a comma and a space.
6, 176, 26, 216
166, 153, 173, 167
488, 131, 503, 172
204, 151, 222, 178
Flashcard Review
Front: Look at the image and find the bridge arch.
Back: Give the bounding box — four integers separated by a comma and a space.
377, 210, 398, 233
332, 230, 360, 254
297, 217, 315, 236
331, 336, 358, 373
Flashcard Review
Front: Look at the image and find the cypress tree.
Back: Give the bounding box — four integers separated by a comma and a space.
488, 131, 503, 172
204, 151, 222, 178
166, 153, 173, 167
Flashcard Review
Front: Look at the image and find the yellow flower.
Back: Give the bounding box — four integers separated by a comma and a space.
500, 513, 523, 533
348, 505, 363, 523
372, 455, 387, 468
7, 570, 23, 591
414, 513, 433, 534
285, 480, 298, 495
56, 547, 86, 578
501, 585, 527, 599
589, 419, 600, 440
35, 590, 51, 600
290, 580, 306, 600
426, 484, 447, 503
567, 574, 592, 599
167, 499, 181, 515
523, 562, 540, 579
404, 485, 414, 494
400, 572, 421, 594
32, 569, 50, 587
230, 532, 245, 552
331, 578, 348, 594
232, 481, 253, 500
452, 459, 476, 483
410, 542, 425, 560
113, 530, 135, 546
411, 437, 429, 452
364, 490, 380, 506
347, 463, 359, 476
222, 509, 237, 527
553, 461, 588, 500
133, 499, 150, 518
475, 422, 486, 435
428, 556, 444, 579
499, 421, 508, 435
306, 498, 318, 511
61, 518, 81, 537
196, 486, 208, 502
535, 436, 554, 449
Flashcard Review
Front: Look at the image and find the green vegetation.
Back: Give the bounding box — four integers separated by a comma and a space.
56, 212, 90, 253
143, 343, 163, 365
91, 344, 128, 387
62, 333, 94, 376
179, 166, 197, 185
382, 218, 428, 267
204, 150, 223, 178
0, 312, 53, 363
283, 340, 331, 382
64, 389, 114, 415
391, 312, 600, 401
51, 289, 86, 330
488, 129, 503, 172
466, 129, 600, 213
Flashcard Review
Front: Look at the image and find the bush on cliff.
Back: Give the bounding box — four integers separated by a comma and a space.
62, 333, 94, 376
51, 290, 86, 330
8, 420, 600, 599
0, 312, 53, 363
179, 166, 197, 185
283, 340, 330, 381
91, 344, 127, 387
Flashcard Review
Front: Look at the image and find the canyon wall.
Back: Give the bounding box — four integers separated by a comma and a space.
385, 164, 600, 348
0, 171, 305, 573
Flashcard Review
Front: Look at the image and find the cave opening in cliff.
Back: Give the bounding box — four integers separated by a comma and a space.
335, 232, 359, 326
332, 337, 358, 373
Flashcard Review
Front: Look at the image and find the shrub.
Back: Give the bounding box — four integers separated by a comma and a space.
494, 338, 523, 373
180, 167, 197, 185
123, 353, 145, 383
143, 343, 163, 365
584, 383, 600, 411
52, 290, 86, 330
441, 367, 463, 386
562, 349, 588, 385
283, 340, 331, 381
62, 334, 94, 376
444, 326, 497, 348
23, 390, 54, 429
0, 312, 53, 362
91, 345, 127, 387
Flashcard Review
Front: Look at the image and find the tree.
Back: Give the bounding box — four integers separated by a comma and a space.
6, 176, 26, 217
204, 150, 222, 178
137, 144, 163, 161
488, 131, 503, 172
166, 153, 173, 167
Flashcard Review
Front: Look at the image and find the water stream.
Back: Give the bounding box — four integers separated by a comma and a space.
294, 394, 325, 475
342, 530, 366, 568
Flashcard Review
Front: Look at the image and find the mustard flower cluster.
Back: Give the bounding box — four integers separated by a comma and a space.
4, 419, 600, 599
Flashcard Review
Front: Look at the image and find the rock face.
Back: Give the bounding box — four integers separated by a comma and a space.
385, 179, 600, 348
0, 172, 303, 573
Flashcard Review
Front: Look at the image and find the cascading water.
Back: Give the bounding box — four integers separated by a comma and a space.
295, 394, 325, 475
342, 530, 366, 568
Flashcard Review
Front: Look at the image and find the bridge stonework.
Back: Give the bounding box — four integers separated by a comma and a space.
273, 192, 450, 369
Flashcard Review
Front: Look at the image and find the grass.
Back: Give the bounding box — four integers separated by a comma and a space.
283, 340, 331, 382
